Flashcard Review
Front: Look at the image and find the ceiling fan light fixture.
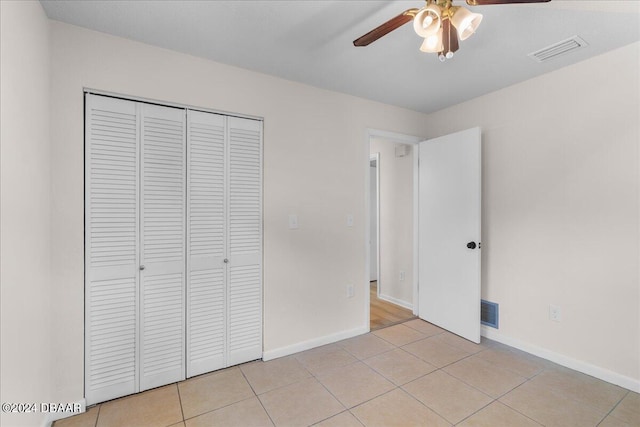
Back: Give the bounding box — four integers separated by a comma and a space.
413, 4, 442, 37
420, 27, 444, 53
451, 7, 483, 41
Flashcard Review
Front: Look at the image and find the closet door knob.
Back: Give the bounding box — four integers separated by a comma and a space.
224, 259, 229, 264
139, 265, 146, 271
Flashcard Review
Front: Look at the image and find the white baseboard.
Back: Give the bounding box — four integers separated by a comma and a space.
378, 293, 413, 311
42, 398, 86, 427
263, 325, 369, 361
481, 326, 640, 393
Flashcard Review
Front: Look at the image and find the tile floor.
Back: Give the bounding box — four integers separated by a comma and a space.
55, 319, 639, 427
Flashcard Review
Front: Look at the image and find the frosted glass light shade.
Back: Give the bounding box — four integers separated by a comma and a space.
413, 4, 442, 37
451, 7, 483, 41
420, 28, 444, 53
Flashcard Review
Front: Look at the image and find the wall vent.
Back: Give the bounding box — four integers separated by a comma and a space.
528, 36, 588, 63
395, 144, 411, 158
481, 300, 499, 329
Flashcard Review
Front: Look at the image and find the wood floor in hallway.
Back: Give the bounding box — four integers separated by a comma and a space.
370, 281, 415, 330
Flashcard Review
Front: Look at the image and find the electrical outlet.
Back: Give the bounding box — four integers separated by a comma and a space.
346, 284, 354, 298
346, 214, 354, 227
288, 214, 298, 229
549, 304, 562, 322
399, 270, 405, 281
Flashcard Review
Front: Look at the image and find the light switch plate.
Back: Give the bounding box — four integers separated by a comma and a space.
288, 214, 299, 229
549, 304, 562, 322
347, 284, 354, 298
346, 214, 354, 227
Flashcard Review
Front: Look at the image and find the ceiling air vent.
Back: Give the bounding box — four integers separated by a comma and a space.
528, 36, 588, 63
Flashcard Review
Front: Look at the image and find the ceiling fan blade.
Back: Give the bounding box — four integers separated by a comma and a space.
466, 0, 551, 5
353, 8, 418, 47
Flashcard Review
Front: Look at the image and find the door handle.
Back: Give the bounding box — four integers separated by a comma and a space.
224, 259, 229, 264
139, 265, 146, 271
466, 242, 477, 250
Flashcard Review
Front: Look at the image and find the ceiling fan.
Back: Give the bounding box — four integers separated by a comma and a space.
353, 0, 552, 61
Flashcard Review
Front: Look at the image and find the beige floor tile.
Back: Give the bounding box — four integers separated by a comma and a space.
403, 370, 493, 425
434, 332, 485, 354
373, 324, 426, 346
168, 423, 186, 427
402, 336, 470, 368
403, 319, 446, 337
351, 388, 451, 427
457, 401, 541, 427
178, 367, 255, 419
240, 356, 311, 394
294, 344, 358, 375
474, 347, 545, 378
97, 385, 182, 427
313, 411, 363, 427
527, 369, 626, 414
339, 334, 395, 360
499, 379, 606, 427
443, 356, 527, 398
53, 405, 100, 427
598, 414, 637, 427
609, 392, 640, 425
364, 348, 437, 385
185, 397, 273, 427
258, 377, 344, 427
317, 361, 395, 408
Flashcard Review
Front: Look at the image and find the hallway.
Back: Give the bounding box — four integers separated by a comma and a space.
370, 281, 415, 331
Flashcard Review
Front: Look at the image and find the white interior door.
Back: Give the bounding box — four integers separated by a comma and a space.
418, 127, 481, 343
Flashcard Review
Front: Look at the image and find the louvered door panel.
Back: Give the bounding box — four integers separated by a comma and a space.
85, 94, 139, 405
186, 111, 227, 376
140, 103, 186, 390
227, 117, 263, 365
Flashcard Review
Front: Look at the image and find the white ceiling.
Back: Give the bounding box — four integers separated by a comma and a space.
40, 0, 640, 113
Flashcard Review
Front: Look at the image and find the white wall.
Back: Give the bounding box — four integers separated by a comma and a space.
47, 21, 429, 403
370, 139, 414, 307
0, 1, 52, 426
424, 42, 640, 388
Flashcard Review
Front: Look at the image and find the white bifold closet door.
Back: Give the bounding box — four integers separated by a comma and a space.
85, 95, 140, 405
186, 111, 227, 377
85, 95, 187, 403
139, 103, 186, 391
226, 117, 263, 366
186, 113, 263, 376
86, 94, 262, 405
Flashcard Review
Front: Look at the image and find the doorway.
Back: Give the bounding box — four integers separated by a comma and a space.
366, 130, 421, 330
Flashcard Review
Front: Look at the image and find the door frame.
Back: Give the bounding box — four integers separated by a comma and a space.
364, 129, 423, 330
369, 153, 380, 290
